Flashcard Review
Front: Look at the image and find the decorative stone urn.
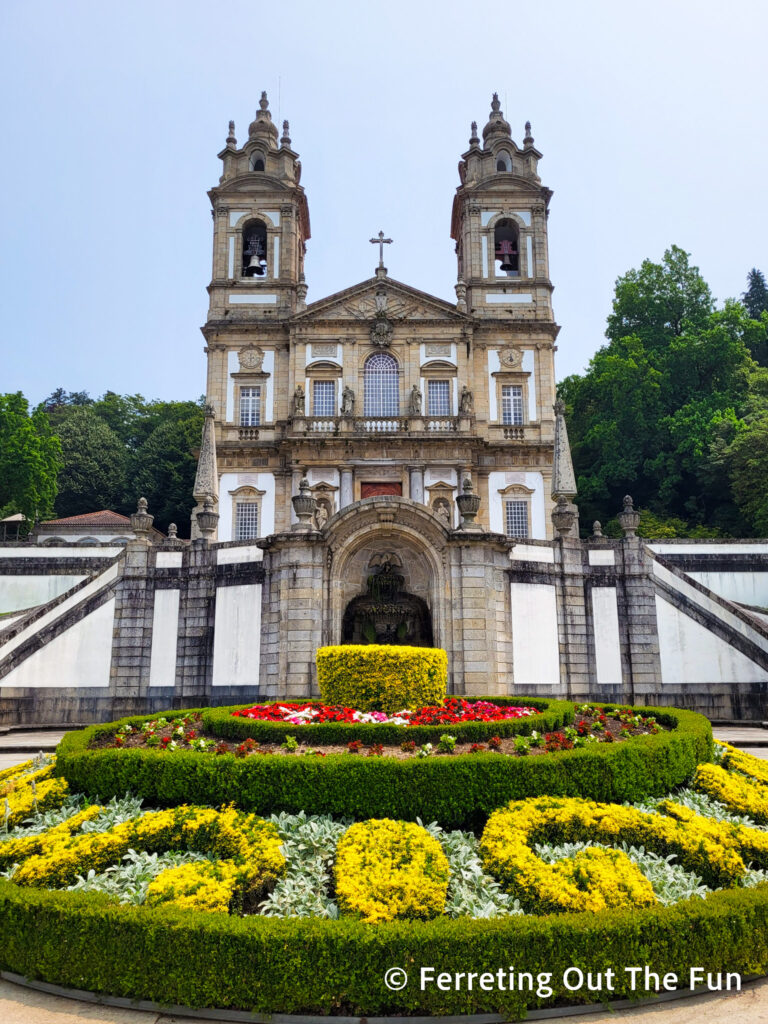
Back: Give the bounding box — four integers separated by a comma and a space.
291, 477, 317, 531
618, 494, 641, 538
455, 478, 482, 531
130, 497, 154, 539
196, 499, 219, 541
551, 495, 578, 538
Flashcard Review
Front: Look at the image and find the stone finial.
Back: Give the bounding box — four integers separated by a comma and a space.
196, 498, 219, 542
281, 119, 291, 147
524, 120, 534, 147
482, 92, 512, 146
592, 520, 603, 538
168, 523, 178, 540
618, 495, 641, 538
292, 477, 317, 532
455, 278, 467, 312
193, 405, 219, 504
469, 120, 479, 147
455, 477, 482, 531
248, 90, 279, 146
131, 497, 154, 538
226, 120, 237, 149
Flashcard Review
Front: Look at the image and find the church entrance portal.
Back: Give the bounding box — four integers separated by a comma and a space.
341, 553, 433, 646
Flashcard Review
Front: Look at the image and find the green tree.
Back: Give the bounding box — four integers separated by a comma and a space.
129, 407, 205, 535
0, 393, 62, 526
743, 268, 768, 320
52, 407, 130, 518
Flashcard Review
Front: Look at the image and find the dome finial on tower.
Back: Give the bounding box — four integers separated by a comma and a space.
524, 120, 534, 148
226, 120, 237, 149
469, 120, 479, 147
248, 91, 279, 147
281, 119, 291, 148
482, 91, 511, 147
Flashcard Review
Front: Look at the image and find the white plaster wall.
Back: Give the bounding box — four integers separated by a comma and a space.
511, 583, 561, 685
263, 349, 275, 422
155, 552, 183, 569
306, 344, 342, 367
649, 543, 768, 556
591, 587, 622, 684
0, 575, 86, 614
686, 571, 768, 609
419, 343, 456, 367
34, 533, 129, 544
588, 549, 616, 566
652, 561, 768, 656
510, 544, 554, 563
217, 473, 275, 543
226, 351, 238, 422
217, 545, 263, 565
1, 563, 119, 660
656, 595, 766, 684
148, 590, 179, 688
522, 350, 536, 421
212, 584, 262, 686
488, 471, 545, 539
1, 598, 114, 688
487, 350, 500, 420
0, 548, 120, 559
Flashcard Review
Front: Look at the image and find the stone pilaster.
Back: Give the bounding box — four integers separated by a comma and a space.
616, 537, 662, 703
176, 540, 217, 704
554, 537, 589, 699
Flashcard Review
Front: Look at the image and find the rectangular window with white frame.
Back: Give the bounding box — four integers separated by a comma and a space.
427, 379, 451, 416
235, 502, 259, 540
501, 384, 524, 425
505, 499, 529, 539
239, 386, 261, 426
312, 380, 336, 417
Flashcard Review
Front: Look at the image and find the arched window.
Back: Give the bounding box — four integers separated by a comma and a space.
364, 353, 399, 417
242, 220, 267, 277
496, 150, 512, 172
249, 153, 265, 172
494, 218, 519, 276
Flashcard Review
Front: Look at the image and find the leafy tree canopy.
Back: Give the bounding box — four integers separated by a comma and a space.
0, 393, 62, 528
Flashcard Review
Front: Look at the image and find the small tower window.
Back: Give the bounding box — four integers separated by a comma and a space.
242, 220, 267, 277
496, 150, 512, 172
494, 218, 519, 276
249, 153, 265, 172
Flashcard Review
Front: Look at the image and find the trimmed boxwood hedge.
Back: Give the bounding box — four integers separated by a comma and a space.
202, 695, 573, 746
55, 703, 713, 830
0, 878, 767, 1017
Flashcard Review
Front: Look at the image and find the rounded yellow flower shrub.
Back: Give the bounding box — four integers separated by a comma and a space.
334, 819, 450, 923
480, 795, 761, 909
694, 762, 768, 825
0, 762, 68, 829
316, 644, 447, 713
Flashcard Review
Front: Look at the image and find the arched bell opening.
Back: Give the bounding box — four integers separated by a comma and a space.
494, 218, 519, 276
341, 553, 434, 646
241, 219, 268, 277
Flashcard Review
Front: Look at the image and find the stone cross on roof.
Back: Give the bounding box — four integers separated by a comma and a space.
369, 230, 393, 268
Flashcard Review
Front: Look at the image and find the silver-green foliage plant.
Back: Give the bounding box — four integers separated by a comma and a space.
259, 811, 349, 919
65, 849, 208, 905
420, 819, 523, 918
632, 787, 765, 830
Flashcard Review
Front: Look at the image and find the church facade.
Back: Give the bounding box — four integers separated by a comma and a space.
0, 96, 766, 724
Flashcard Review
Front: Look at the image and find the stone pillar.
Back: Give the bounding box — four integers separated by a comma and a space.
555, 537, 590, 700
408, 466, 424, 503
617, 500, 662, 703
340, 468, 354, 508
176, 540, 218, 705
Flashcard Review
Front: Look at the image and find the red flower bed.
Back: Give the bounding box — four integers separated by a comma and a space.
232, 697, 539, 727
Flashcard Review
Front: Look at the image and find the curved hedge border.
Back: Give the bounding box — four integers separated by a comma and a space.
55, 704, 712, 830
0, 879, 766, 1017
203, 695, 572, 746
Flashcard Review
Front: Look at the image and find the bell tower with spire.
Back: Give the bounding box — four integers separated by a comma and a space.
451, 94, 553, 321
206, 92, 311, 320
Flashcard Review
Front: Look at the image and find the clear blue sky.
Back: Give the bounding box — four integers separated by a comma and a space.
2, 0, 766, 406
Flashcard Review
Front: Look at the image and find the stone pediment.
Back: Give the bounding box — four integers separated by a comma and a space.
293, 277, 467, 324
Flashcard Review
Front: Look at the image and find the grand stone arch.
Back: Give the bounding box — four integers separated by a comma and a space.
322, 497, 452, 657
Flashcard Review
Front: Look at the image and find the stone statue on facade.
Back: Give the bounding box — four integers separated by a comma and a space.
460, 385, 474, 415
409, 384, 422, 416
434, 500, 451, 525
293, 384, 305, 416
341, 385, 355, 416
315, 504, 329, 530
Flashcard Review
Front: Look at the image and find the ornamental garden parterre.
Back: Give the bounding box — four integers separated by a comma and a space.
1, 645, 768, 1019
